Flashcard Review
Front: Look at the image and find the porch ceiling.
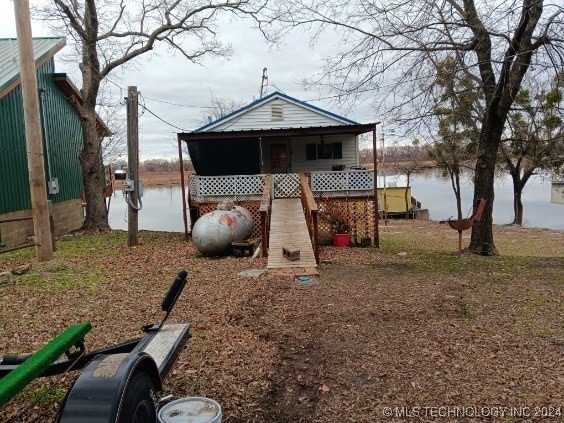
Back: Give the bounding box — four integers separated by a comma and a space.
177, 123, 379, 142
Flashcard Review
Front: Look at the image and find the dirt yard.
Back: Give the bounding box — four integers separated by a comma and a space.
0, 221, 563, 422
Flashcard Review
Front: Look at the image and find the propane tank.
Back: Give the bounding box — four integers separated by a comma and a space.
232, 206, 253, 240
192, 205, 254, 256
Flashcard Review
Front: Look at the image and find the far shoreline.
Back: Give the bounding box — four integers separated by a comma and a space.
115, 161, 441, 188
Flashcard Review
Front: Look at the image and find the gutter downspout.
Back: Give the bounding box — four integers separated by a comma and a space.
39, 88, 53, 183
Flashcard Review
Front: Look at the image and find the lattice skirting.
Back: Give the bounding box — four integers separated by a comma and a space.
195, 197, 377, 246
316, 197, 377, 244
195, 201, 262, 240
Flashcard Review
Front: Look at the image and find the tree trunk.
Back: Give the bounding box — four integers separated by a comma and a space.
404, 172, 411, 218
447, 167, 463, 220
80, 111, 109, 231
78, 0, 108, 231
469, 124, 504, 254
454, 171, 462, 220
511, 170, 533, 226
513, 189, 524, 225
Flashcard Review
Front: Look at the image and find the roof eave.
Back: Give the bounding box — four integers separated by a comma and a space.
0, 37, 66, 100
195, 91, 279, 132
178, 123, 379, 142
54, 73, 112, 138
195, 91, 359, 132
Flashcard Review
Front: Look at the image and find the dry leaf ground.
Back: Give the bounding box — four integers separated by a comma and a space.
0, 220, 562, 422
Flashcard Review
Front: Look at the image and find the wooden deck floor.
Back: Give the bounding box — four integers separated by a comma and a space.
267, 198, 317, 269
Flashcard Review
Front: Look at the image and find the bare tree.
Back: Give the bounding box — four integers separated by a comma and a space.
358, 147, 373, 165
428, 57, 480, 221
273, 0, 563, 253
34, 0, 268, 231
500, 74, 564, 225
199, 92, 246, 126
98, 105, 127, 164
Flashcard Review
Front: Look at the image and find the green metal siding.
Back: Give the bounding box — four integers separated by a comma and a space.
37, 60, 84, 203
0, 86, 30, 213
0, 59, 84, 214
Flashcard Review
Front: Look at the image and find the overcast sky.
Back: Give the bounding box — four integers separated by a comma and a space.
0, 2, 378, 161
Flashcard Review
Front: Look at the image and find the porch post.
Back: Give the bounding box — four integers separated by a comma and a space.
373, 124, 380, 248
178, 137, 189, 241
258, 137, 264, 173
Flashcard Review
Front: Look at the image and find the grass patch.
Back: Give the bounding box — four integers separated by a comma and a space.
0, 246, 36, 260
26, 386, 67, 404
55, 232, 127, 258
189, 330, 213, 360
530, 291, 547, 306
516, 310, 557, 337
20, 262, 103, 291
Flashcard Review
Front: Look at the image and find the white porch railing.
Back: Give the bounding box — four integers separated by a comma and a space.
272, 173, 301, 198
189, 170, 376, 202
310, 170, 373, 197
189, 174, 267, 202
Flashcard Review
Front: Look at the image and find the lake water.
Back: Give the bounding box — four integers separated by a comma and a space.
107, 173, 564, 232
408, 171, 563, 230
108, 186, 187, 233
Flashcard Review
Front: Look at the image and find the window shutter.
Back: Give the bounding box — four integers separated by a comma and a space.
332, 142, 342, 159
306, 144, 317, 160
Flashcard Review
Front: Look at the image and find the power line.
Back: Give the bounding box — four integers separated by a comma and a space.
142, 95, 214, 109
138, 103, 190, 132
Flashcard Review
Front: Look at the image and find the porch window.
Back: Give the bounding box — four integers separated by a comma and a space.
306, 142, 342, 160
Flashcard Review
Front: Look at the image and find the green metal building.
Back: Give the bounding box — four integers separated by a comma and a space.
0, 37, 110, 247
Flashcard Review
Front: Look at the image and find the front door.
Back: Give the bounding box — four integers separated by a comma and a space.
270, 143, 290, 173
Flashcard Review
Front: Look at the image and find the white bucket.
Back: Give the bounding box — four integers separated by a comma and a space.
158, 397, 222, 423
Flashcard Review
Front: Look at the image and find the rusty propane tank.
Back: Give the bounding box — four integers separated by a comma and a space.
192, 203, 253, 256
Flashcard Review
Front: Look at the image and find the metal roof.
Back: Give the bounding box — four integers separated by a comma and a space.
0, 37, 66, 99
194, 91, 359, 132
179, 123, 378, 142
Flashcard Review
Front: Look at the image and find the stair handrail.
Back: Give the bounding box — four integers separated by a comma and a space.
299, 173, 320, 264
259, 174, 272, 257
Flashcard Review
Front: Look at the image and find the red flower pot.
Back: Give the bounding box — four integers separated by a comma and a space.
332, 233, 350, 247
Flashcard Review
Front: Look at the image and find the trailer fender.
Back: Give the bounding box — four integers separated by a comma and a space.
58, 352, 162, 423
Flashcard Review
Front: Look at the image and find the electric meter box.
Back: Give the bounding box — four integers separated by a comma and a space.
48, 178, 59, 194
122, 179, 134, 192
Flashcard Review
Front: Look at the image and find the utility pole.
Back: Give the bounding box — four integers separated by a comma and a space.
260, 67, 268, 97
382, 127, 388, 226
13, 0, 54, 261
381, 126, 395, 226
373, 124, 380, 248
126, 86, 140, 247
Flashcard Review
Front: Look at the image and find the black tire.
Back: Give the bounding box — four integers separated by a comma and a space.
118, 371, 157, 423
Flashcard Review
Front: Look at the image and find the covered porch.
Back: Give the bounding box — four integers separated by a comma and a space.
177, 123, 377, 176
